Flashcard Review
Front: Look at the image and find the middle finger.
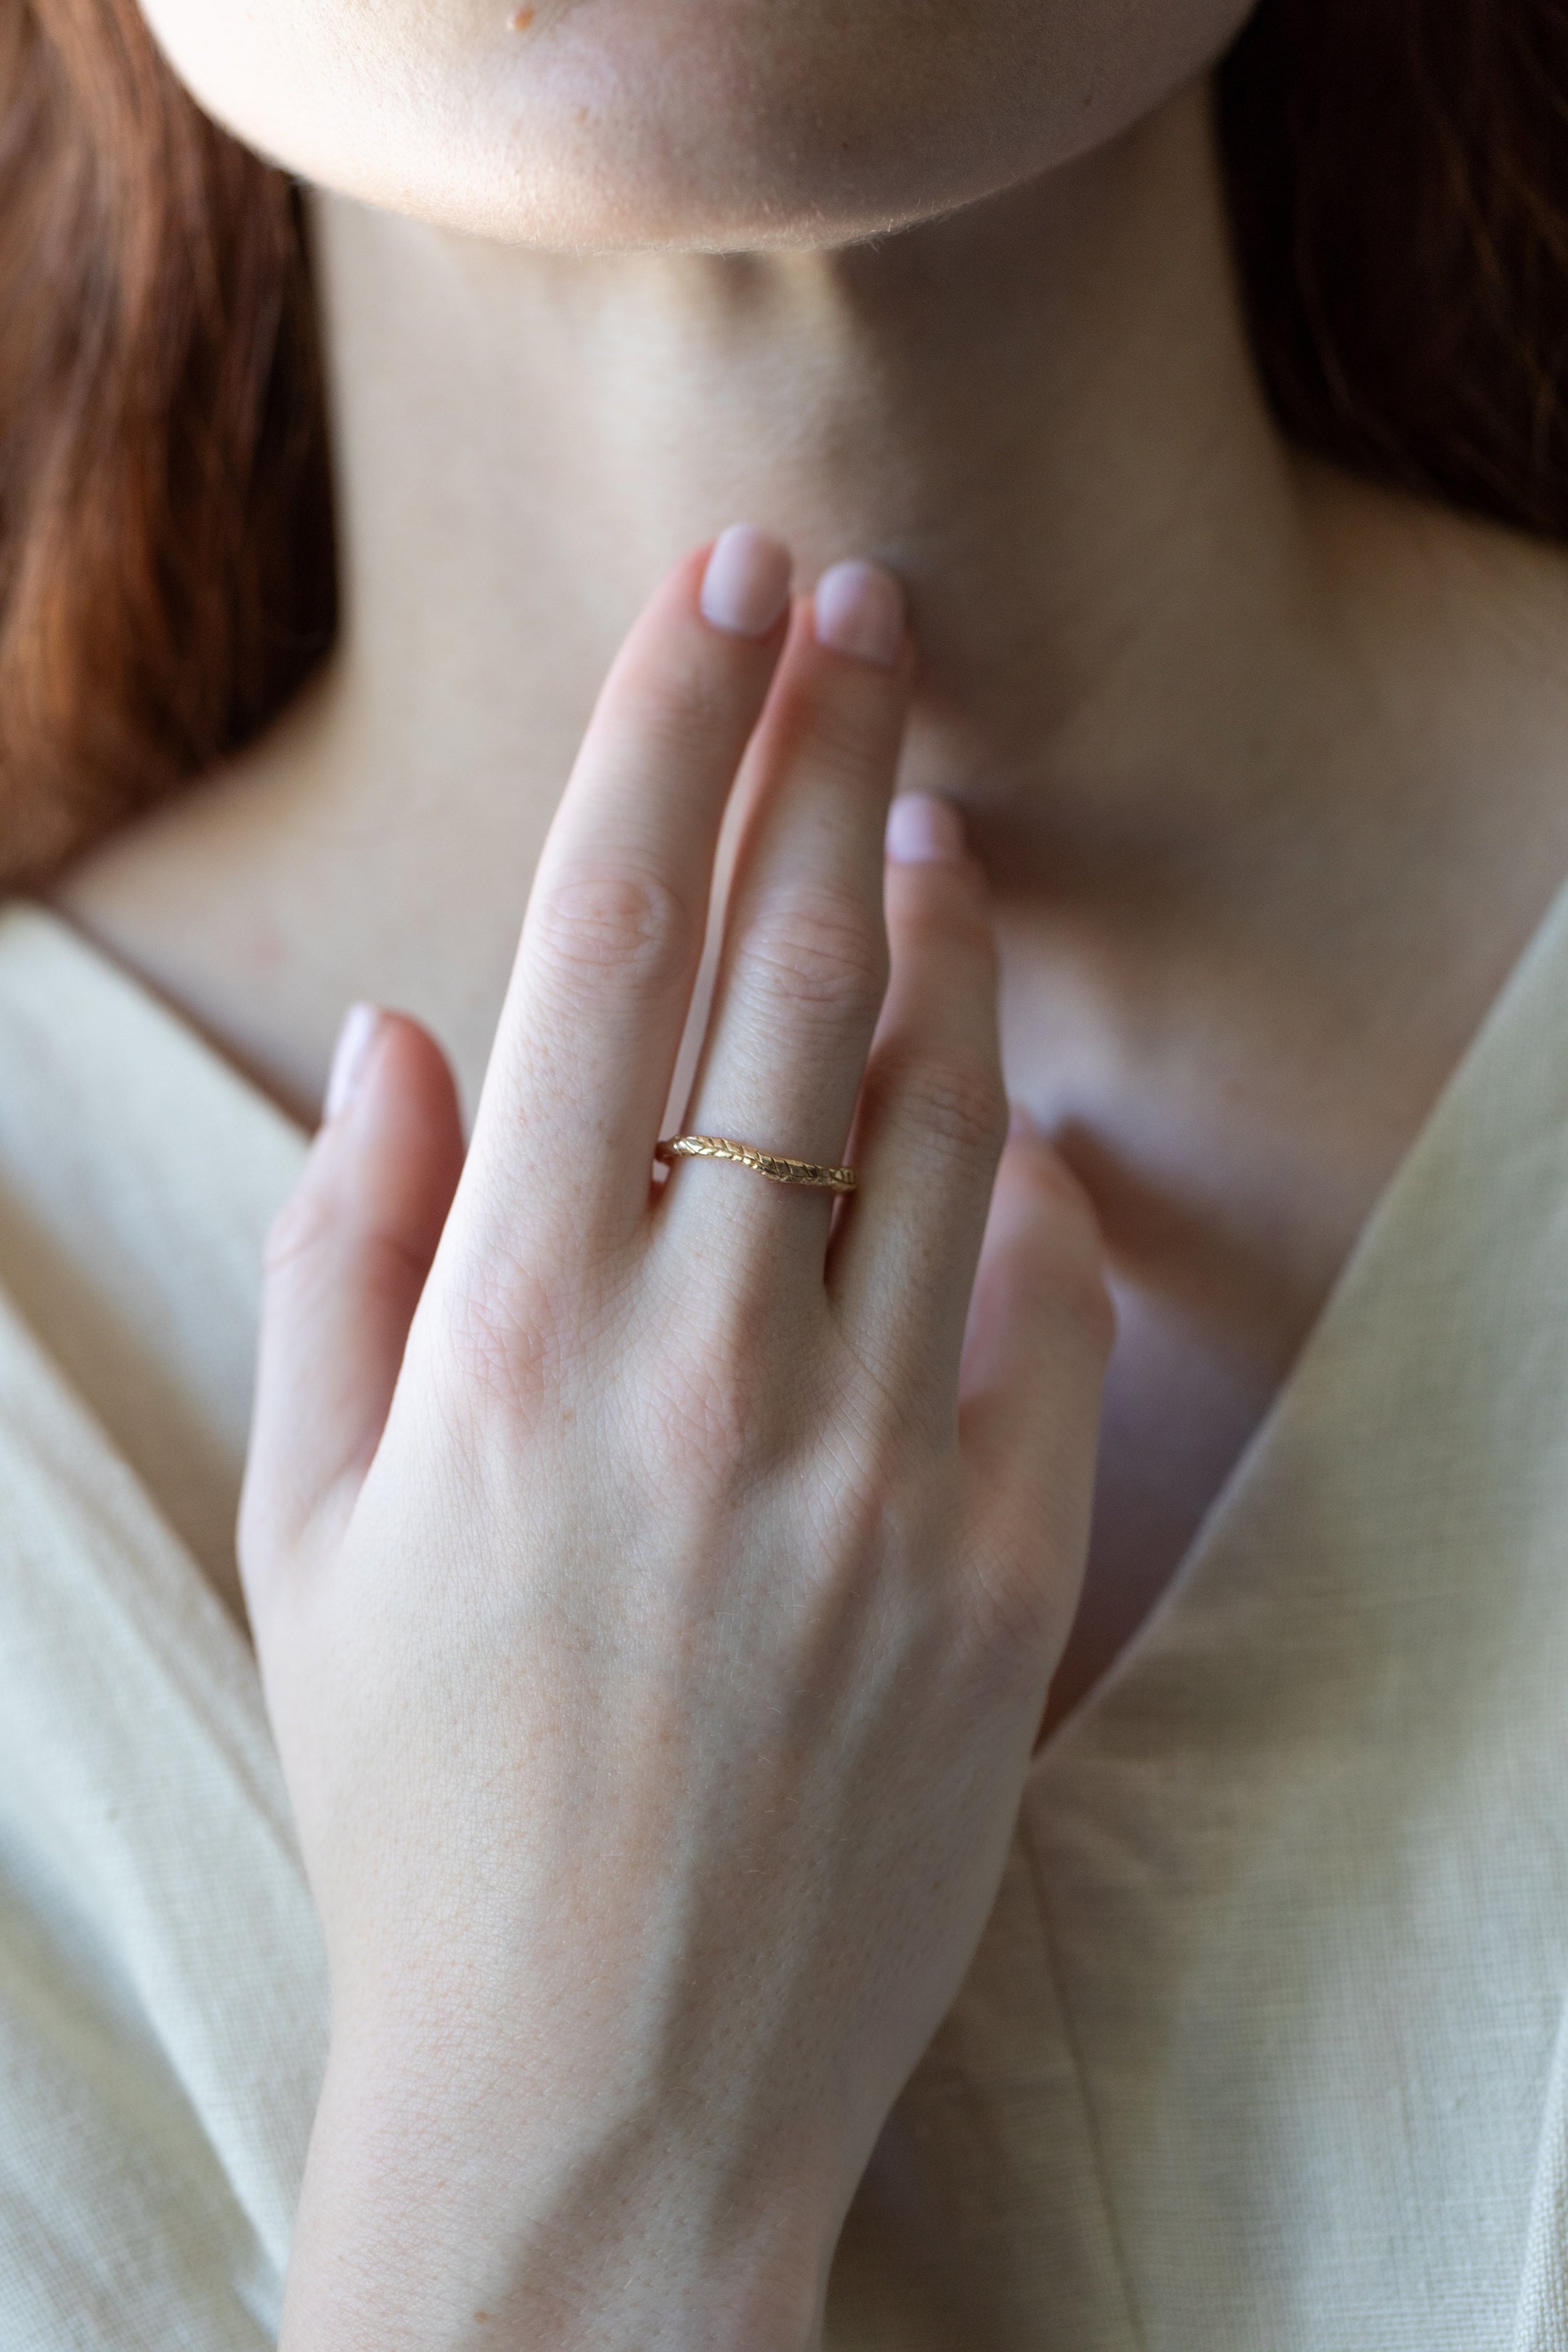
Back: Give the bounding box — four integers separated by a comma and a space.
660, 560, 910, 1259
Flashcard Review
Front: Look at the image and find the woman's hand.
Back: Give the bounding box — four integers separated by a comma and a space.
239, 529, 1111, 2352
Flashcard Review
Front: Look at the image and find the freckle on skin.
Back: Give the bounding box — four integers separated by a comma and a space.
507, 6, 534, 27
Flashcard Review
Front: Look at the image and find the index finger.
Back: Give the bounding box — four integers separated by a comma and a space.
465, 527, 793, 1254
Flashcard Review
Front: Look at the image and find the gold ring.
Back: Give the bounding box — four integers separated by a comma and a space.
656, 1135, 857, 1193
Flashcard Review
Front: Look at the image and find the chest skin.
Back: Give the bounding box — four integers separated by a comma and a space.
992, 828, 1568, 1742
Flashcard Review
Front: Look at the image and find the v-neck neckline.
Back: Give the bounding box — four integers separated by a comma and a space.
1030, 861, 1568, 1778
25, 876, 1568, 1784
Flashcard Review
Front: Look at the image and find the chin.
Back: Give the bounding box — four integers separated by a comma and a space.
136, 0, 1258, 251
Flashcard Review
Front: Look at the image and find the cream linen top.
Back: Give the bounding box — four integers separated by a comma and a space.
4, 893, 1568, 2351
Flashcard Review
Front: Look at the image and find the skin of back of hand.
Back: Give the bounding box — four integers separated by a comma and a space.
40, 0, 1568, 2341
240, 547, 1111, 2345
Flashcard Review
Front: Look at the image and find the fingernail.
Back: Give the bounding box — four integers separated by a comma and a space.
886, 792, 965, 864
324, 1003, 380, 1122
814, 560, 905, 667
700, 525, 793, 638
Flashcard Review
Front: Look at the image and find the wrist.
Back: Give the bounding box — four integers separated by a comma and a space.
279, 2039, 835, 2352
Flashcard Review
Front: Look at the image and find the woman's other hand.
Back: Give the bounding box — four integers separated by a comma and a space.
239, 528, 1111, 2352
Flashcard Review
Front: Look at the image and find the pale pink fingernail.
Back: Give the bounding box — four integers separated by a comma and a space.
885, 792, 965, 865
814, 560, 905, 667
324, 1003, 381, 1122
699, 525, 793, 638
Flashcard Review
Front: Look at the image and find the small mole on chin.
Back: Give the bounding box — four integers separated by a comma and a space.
507, 5, 535, 27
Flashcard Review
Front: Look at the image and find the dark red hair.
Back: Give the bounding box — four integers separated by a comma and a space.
4, 0, 1568, 883
0, 0, 332, 883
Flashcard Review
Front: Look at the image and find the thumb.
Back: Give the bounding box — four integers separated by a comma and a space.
958, 1114, 1114, 1650
240, 1006, 465, 1588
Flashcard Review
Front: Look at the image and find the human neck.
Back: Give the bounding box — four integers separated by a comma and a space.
319, 75, 1307, 820
55, 82, 1320, 1118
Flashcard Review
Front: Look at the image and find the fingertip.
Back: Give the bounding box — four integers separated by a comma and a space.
320, 1006, 460, 1139
250, 1011, 466, 1564
886, 793, 966, 867
699, 526, 794, 640
359, 1009, 465, 1160
323, 1003, 385, 1127
881, 820, 994, 967
813, 560, 906, 669
310, 1010, 467, 1254
371, 1010, 464, 1118
600, 536, 793, 722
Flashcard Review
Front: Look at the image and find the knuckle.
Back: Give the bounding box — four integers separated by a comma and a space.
730, 891, 887, 1028
647, 1264, 816, 1484
531, 865, 698, 995
961, 1539, 1063, 1676
874, 1050, 1008, 1164
436, 1257, 566, 1432
649, 1349, 779, 1490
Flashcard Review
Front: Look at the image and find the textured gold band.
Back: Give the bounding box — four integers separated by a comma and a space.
656, 1134, 857, 1193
